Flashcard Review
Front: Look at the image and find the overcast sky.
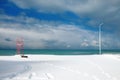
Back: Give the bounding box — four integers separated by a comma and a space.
0, 0, 120, 49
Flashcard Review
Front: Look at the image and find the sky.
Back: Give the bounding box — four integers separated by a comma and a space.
0, 0, 120, 49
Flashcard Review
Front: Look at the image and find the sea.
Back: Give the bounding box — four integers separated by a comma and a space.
0, 49, 120, 56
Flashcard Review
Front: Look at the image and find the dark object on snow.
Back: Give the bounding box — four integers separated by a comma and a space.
21, 55, 28, 58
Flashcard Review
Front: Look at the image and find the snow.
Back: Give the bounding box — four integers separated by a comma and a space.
0, 54, 120, 80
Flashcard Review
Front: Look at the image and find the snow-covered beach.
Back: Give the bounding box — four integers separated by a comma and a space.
0, 54, 120, 80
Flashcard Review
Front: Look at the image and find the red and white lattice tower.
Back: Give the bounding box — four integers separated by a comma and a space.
16, 38, 24, 55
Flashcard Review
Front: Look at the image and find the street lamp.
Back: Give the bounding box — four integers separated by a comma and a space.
99, 23, 103, 55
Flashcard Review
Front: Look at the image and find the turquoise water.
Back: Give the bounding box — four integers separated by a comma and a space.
0, 49, 120, 56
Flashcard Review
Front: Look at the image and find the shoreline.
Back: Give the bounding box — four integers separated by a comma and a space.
0, 53, 120, 61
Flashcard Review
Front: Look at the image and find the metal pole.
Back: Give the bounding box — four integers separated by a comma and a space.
99, 23, 103, 55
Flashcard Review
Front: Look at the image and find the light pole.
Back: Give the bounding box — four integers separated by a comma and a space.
99, 23, 103, 55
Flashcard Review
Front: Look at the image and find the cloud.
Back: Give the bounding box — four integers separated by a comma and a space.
8, 0, 109, 14
1, 0, 120, 49
0, 14, 104, 49
1, 14, 120, 49
0, 25, 99, 49
9, 0, 120, 34
5, 38, 12, 42
9, 0, 120, 15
